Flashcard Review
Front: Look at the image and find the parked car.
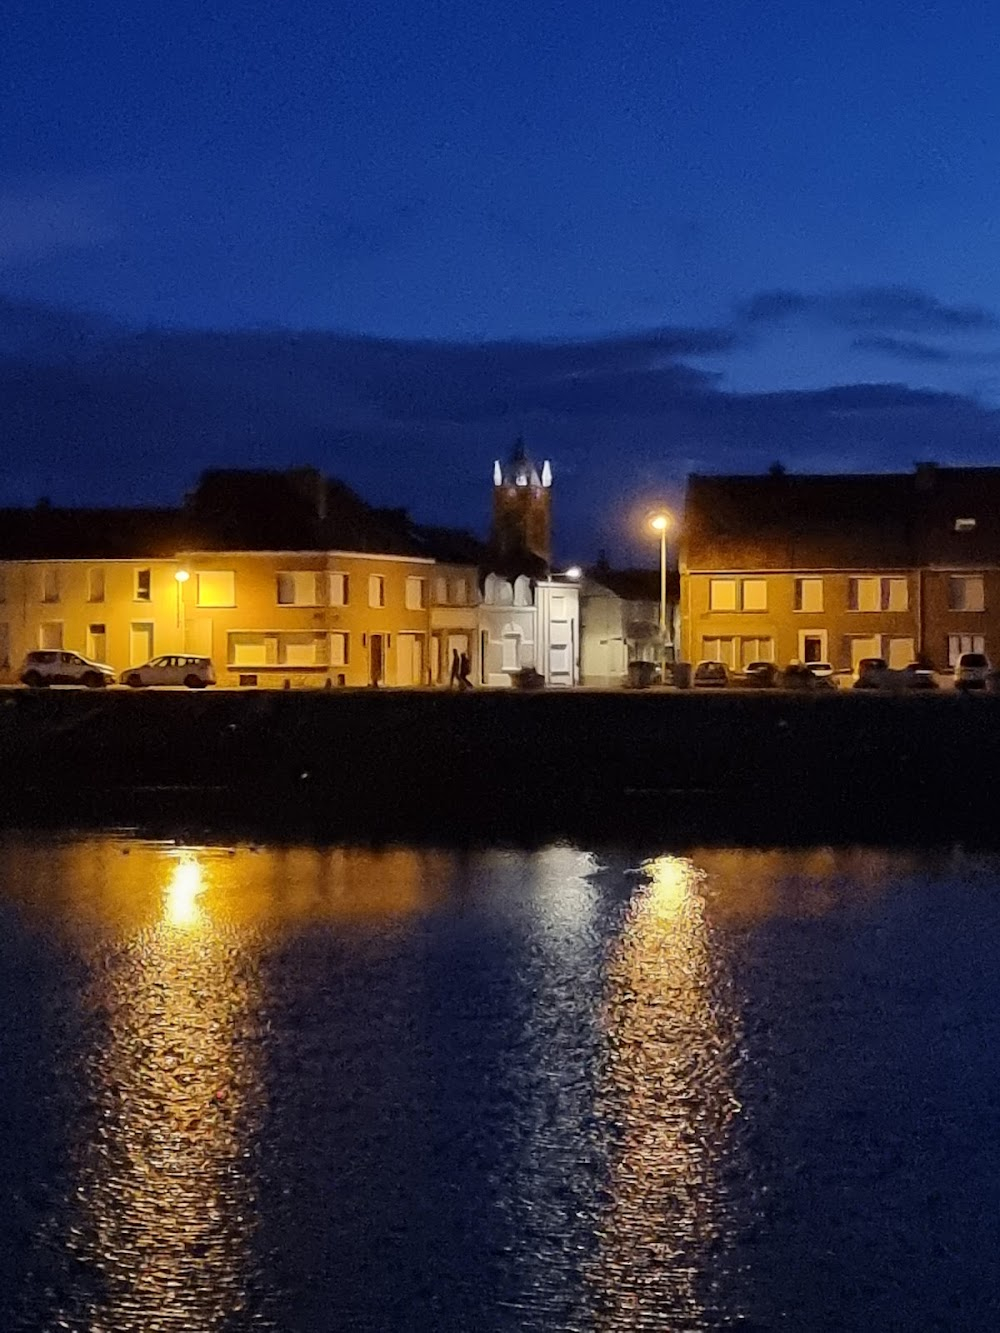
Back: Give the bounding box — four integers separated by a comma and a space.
693, 660, 729, 688
852, 657, 889, 689
121, 655, 216, 689
782, 661, 835, 690
20, 649, 116, 689
955, 651, 991, 691
743, 660, 780, 688
806, 661, 835, 680
902, 661, 938, 690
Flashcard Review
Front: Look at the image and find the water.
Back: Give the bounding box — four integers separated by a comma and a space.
1, 835, 1000, 1330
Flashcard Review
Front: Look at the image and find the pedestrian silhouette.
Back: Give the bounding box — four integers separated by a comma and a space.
458, 651, 473, 690
449, 649, 461, 688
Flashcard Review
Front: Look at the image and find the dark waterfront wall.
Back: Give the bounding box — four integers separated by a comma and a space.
1, 689, 998, 843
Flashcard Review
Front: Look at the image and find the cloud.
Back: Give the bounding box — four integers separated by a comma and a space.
3, 296, 1000, 558
740, 285, 997, 335
0, 178, 116, 265
851, 335, 954, 363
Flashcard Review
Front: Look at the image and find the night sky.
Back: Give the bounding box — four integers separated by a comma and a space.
5, 0, 1000, 560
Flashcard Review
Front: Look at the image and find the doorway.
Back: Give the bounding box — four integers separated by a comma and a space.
369, 633, 385, 685
130, 622, 154, 666
87, 623, 107, 663
396, 633, 423, 686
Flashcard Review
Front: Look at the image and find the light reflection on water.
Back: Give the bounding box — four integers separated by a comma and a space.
1, 835, 998, 1330
590, 855, 741, 1329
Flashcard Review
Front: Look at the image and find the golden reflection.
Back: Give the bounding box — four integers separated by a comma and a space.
590, 854, 738, 1330
163, 855, 206, 930
0, 835, 462, 1329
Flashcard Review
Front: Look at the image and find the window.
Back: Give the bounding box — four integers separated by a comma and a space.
883, 578, 908, 612
701, 636, 736, 667
741, 579, 767, 612
134, 568, 151, 602
955, 518, 976, 532
794, 578, 823, 613
329, 572, 349, 606
0, 623, 8, 666
848, 577, 880, 612
329, 632, 349, 667
740, 637, 774, 667
276, 571, 322, 606
433, 577, 448, 605
405, 576, 426, 610
948, 634, 986, 666
369, 574, 385, 608
451, 578, 467, 606
41, 568, 60, 603
501, 625, 523, 672
39, 621, 63, 649
948, 575, 985, 612
887, 637, 914, 670
849, 635, 882, 671
513, 575, 532, 607
87, 568, 105, 603
197, 570, 235, 606
708, 579, 737, 611
227, 632, 327, 666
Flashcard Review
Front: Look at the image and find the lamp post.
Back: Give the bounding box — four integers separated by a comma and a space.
175, 569, 189, 638
648, 512, 670, 643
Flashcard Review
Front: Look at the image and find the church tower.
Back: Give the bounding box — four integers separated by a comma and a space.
490, 438, 553, 566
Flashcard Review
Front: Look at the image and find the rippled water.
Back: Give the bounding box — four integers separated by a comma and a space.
1, 836, 1000, 1330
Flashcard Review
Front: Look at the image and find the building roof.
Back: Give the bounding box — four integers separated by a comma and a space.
683, 465, 1000, 570
586, 565, 678, 602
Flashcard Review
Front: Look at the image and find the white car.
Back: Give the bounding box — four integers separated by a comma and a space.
20, 649, 116, 689
122, 655, 216, 689
955, 651, 991, 691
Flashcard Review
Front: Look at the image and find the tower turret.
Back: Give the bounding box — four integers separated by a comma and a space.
490, 437, 552, 566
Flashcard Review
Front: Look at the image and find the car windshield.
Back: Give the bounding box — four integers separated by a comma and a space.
961, 654, 988, 667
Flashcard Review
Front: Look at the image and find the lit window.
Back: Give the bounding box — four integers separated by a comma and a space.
955, 518, 976, 532
794, 578, 823, 613
88, 568, 105, 603
369, 575, 385, 608
948, 575, 985, 612
330, 632, 349, 667
134, 568, 151, 602
882, 578, 908, 612
329, 573, 349, 606
708, 579, 737, 611
741, 579, 767, 612
276, 571, 322, 606
197, 571, 235, 607
948, 633, 986, 666
434, 577, 448, 605
848, 577, 880, 612
405, 576, 426, 610
41, 568, 60, 603
701, 636, 736, 667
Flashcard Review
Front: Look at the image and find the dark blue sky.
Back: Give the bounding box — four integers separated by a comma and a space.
5, 0, 1000, 558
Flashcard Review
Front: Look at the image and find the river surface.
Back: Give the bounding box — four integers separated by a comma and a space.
1, 834, 999, 1331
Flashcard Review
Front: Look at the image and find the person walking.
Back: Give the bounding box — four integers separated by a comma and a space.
458, 651, 473, 690
449, 649, 461, 688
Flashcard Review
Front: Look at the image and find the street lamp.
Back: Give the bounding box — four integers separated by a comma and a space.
648, 511, 671, 642
175, 569, 189, 633
563, 565, 582, 580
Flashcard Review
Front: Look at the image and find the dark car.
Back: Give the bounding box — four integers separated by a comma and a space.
693, 660, 729, 688
781, 661, 835, 691
852, 657, 889, 689
743, 660, 780, 688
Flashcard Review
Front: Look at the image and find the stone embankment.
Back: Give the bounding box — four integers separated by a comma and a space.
1, 688, 997, 843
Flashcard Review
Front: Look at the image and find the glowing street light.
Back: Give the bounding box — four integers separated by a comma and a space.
563, 565, 582, 580
648, 511, 671, 642
175, 568, 190, 631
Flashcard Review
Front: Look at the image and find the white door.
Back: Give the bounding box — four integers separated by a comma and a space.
87, 625, 107, 662
850, 635, 882, 671
887, 637, 915, 670
396, 633, 423, 686
130, 623, 154, 666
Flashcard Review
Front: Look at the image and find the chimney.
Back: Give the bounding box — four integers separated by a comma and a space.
914, 461, 938, 492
